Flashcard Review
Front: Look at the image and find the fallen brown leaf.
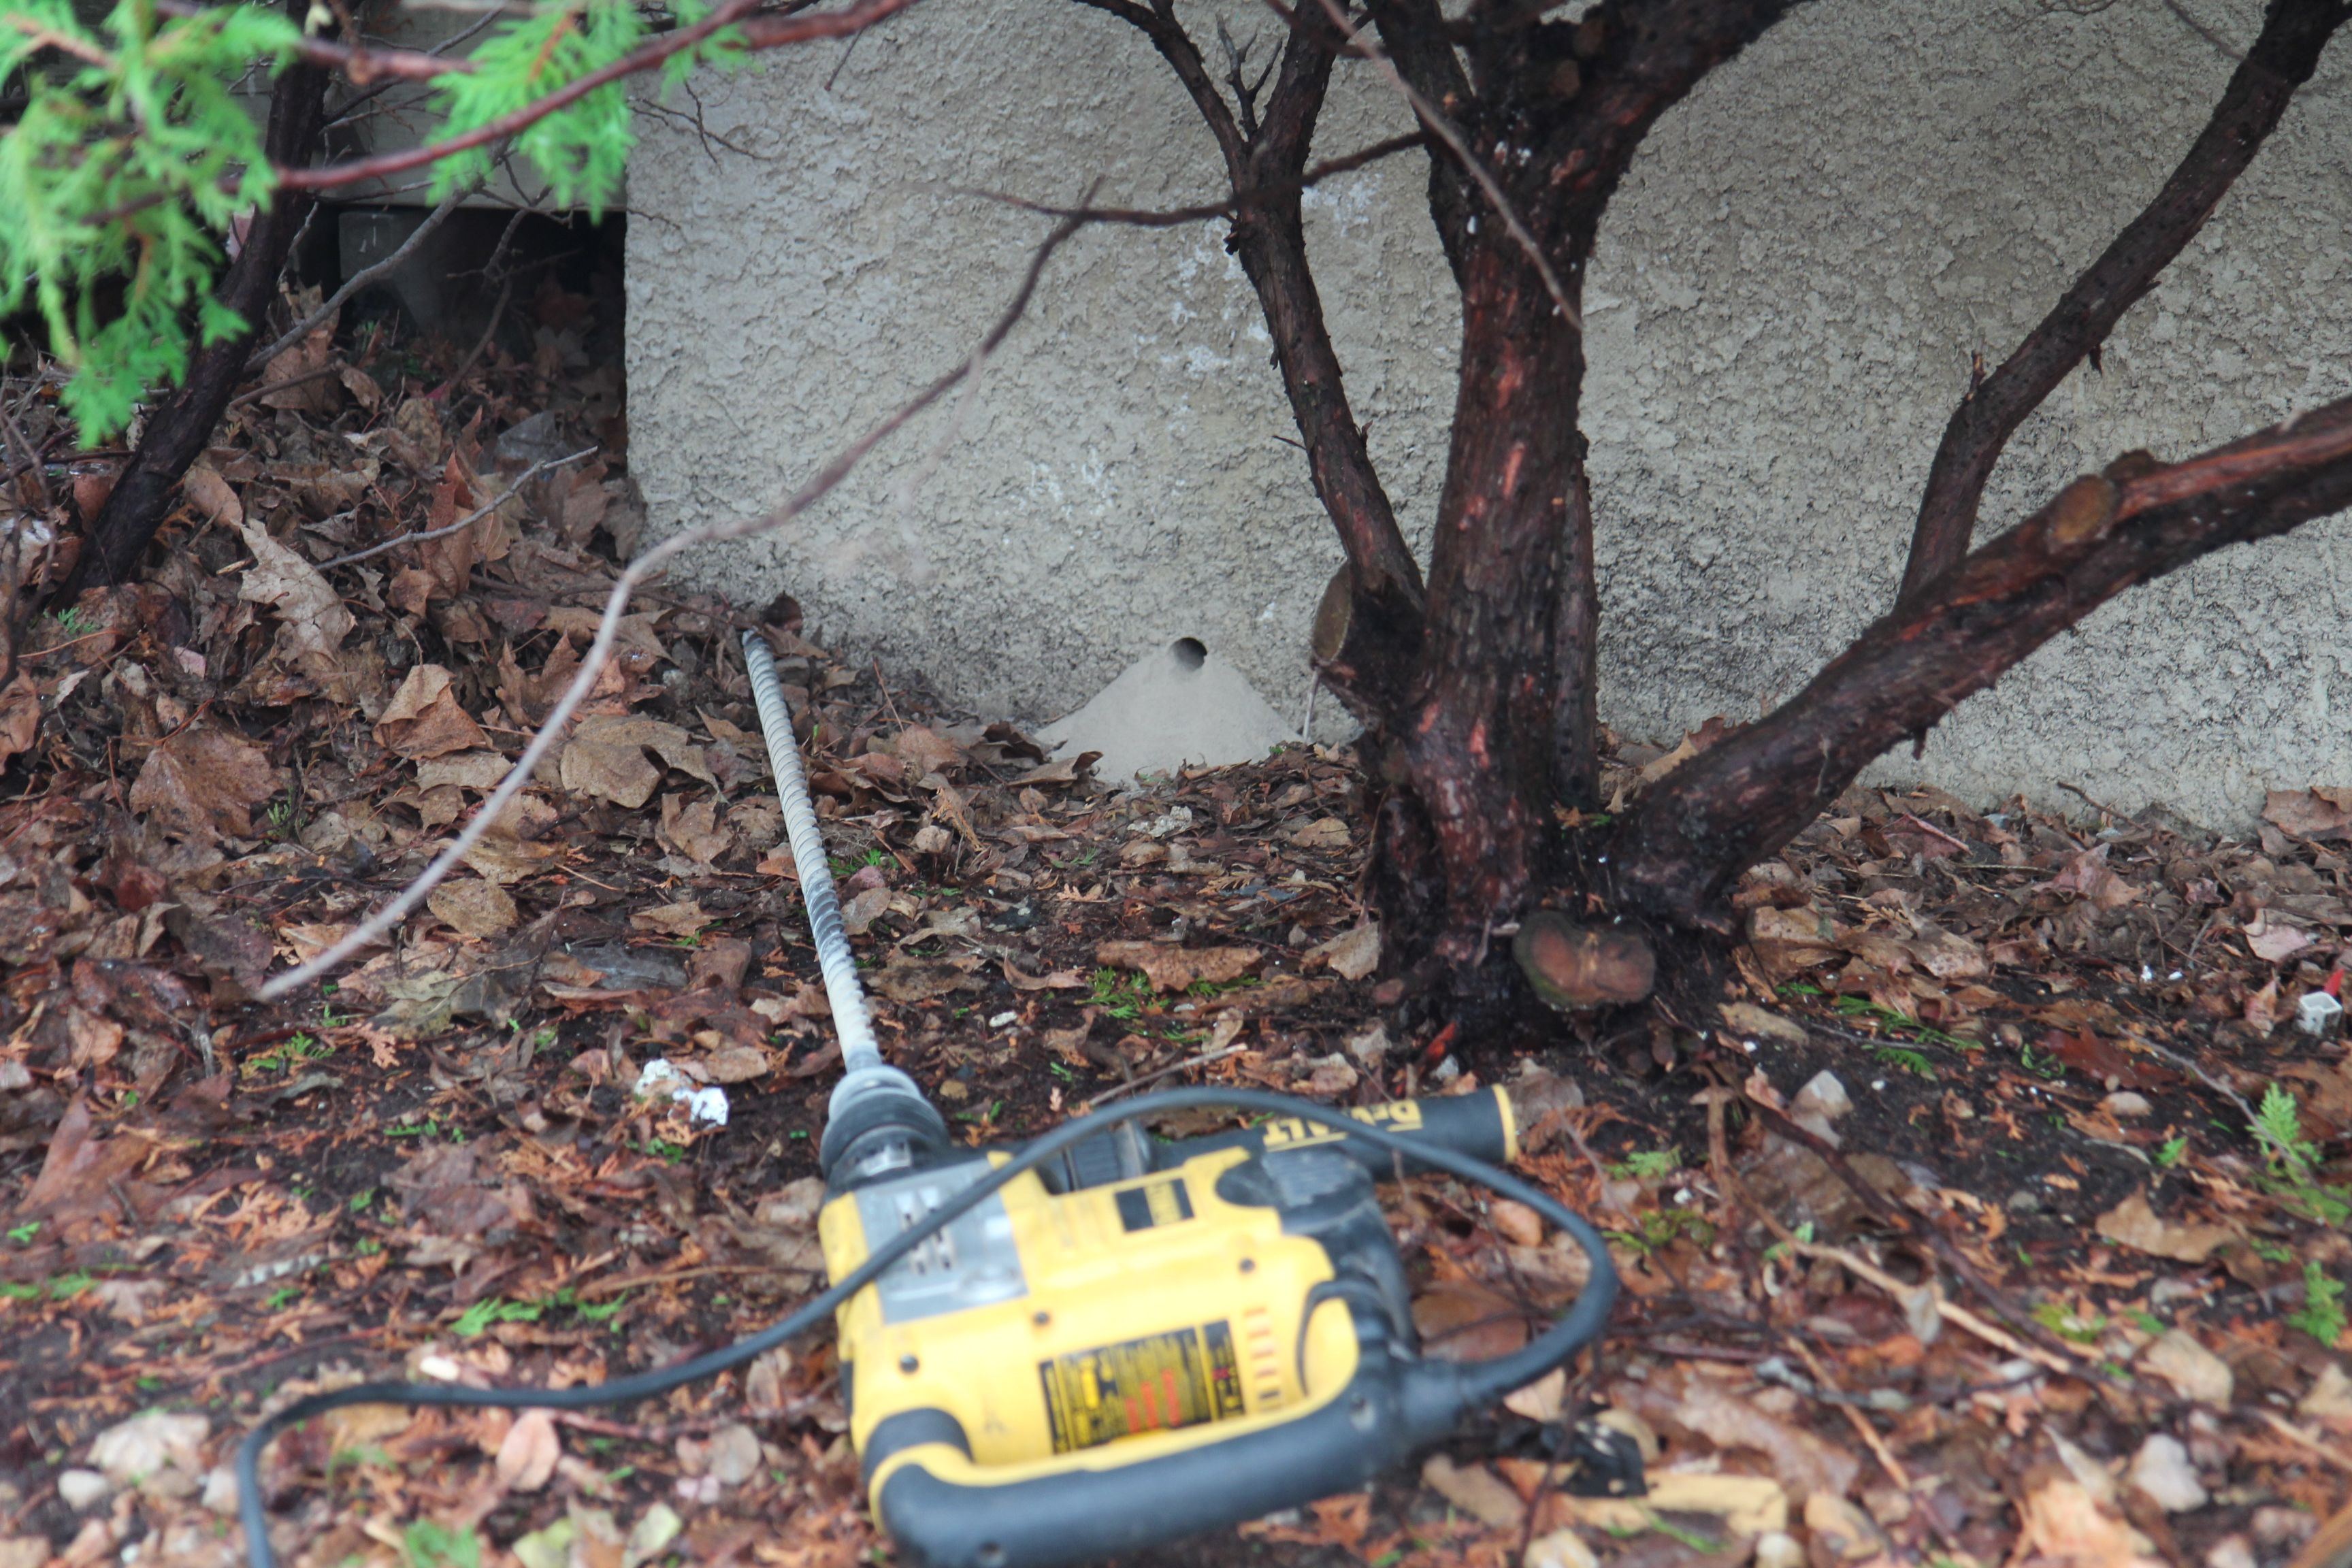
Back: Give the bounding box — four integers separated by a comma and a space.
1095, 940, 1259, 992
128, 724, 278, 840
374, 664, 490, 760
2095, 1190, 2233, 1263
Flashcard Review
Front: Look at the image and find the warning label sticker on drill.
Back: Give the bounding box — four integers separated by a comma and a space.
1039, 1322, 1245, 1453
1113, 1177, 1194, 1232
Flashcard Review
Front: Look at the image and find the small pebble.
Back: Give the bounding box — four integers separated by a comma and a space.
2204, 1537, 2255, 1568
57, 1471, 110, 1512
2102, 1090, 2153, 1118
2128, 1433, 2207, 1513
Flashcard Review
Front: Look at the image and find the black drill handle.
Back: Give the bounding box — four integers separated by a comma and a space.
1155, 1086, 1516, 1182
866, 1359, 1467, 1568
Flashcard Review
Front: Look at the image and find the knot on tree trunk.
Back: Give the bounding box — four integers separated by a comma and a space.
1512, 911, 1654, 1009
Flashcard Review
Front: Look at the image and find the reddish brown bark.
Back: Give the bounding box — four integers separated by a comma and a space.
1360, 0, 1793, 978
1552, 448, 1599, 813
1896, 0, 2349, 606
1616, 400, 2352, 927
62, 32, 327, 595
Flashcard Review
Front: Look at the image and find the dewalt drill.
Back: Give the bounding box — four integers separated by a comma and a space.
813, 1068, 1615, 1568
232, 636, 1618, 1568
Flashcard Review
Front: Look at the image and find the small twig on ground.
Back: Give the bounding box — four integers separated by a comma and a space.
227, 362, 344, 410
1776, 1340, 1916, 1489
2132, 1032, 2260, 1130
317, 445, 597, 572
247, 178, 483, 372
432, 276, 512, 400
2256, 1410, 2352, 1475
262, 210, 1092, 999
1083, 1043, 1247, 1108
1708, 1088, 2084, 1379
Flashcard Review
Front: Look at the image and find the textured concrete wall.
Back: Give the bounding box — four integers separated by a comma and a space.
626, 0, 2352, 826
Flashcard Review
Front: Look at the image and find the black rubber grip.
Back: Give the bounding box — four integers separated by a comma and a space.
868, 1362, 1465, 1568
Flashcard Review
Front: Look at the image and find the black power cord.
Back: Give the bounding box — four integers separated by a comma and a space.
238, 1086, 1617, 1568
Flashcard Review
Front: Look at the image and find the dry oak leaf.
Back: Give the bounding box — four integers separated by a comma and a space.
428, 878, 518, 939
1096, 940, 1260, 993
1744, 904, 1842, 979
375, 664, 489, 759
182, 463, 242, 529
2264, 788, 2352, 843
632, 898, 713, 938
129, 724, 278, 840
658, 792, 735, 868
560, 715, 714, 810
495, 1409, 561, 1493
889, 723, 966, 778
0, 677, 39, 771
1419, 1456, 1524, 1529
870, 952, 984, 1004
2095, 1192, 2233, 1264
2014, 1477, 2163, 1568
236, 517, 352, 659
1307, 924, 1381, 981
1288, 816, 1350, 850
416, 751, 512, 792
1719, 1002, 1810, 1046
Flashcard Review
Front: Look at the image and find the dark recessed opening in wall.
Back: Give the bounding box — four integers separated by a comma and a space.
1171, 637, 1207, 670
308, 206, 627, 383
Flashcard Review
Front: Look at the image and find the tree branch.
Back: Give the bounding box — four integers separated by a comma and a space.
956, 130, 1427, 229
1616, 397, 2352, 927
276, 0, 928, 193
1895, 0, 2349, 606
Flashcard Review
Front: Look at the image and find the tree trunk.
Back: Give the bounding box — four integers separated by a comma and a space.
1384, 238, 1586, 981
59, 28, 327, 597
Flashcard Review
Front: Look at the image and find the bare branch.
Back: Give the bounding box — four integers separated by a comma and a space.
260, 213, 1088, 999
152, 0, 474, 80
1896, 0, 2349, 606
954, 131, 1426, 228
316, 446, 598, 573
244, 178, 482, 372
278, 0, 928, 193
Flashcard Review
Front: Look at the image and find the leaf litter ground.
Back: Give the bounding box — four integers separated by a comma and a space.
1, 315, 2349, 1568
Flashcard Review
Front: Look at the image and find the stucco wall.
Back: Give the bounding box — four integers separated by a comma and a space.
625, 0, 2352, 826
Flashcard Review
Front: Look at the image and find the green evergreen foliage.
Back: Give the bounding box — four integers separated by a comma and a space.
1, 0, 299, 440
2, 0, 742, 442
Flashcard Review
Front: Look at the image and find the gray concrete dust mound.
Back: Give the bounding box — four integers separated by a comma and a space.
1038, 638, 1298, 784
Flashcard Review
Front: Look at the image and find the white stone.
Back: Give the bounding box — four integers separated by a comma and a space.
2300, 1362, 2352, 1424
56, 1470, 110, 1512
2102, 1091, 2153, 1118
1753, 1533, 1806, 1568
2128, 1434, 2208, 1513
2140, 1329, 2234, 1407
1035, 640, 1297, 784
1524, 1529, 1598, 1568
88, 1410, 209, 1497
2204, 1535, 2256, 1568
